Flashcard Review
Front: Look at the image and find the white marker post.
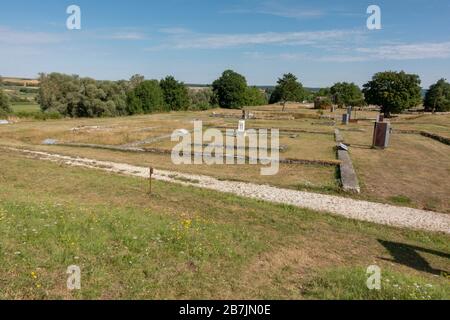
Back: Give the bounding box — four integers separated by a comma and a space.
238, 120, 246, 136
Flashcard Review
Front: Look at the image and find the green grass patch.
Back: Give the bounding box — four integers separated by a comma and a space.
0, 152, 448, 299
302, 267, 450, 300
11, 103, 41, 114
389, 195, 413, 206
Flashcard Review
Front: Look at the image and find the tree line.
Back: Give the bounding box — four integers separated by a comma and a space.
1, 71, 450, 119
211, 70, 450, 117
309, 72, 450, 116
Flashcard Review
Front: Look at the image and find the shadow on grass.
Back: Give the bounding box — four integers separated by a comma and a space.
378, 240, 450, 276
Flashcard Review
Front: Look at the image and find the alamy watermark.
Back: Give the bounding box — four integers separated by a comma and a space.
67, 265, 81, 290
171, 121, 280, 176
367, 5, 382, 30
366, 265, 381, 290
66, 5, 81, 30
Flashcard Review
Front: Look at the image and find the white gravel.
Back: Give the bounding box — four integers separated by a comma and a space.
7, 147, 450, 234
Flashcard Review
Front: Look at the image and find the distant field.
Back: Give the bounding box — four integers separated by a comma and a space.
11, 103, 41, 114
2, 77, 39, 87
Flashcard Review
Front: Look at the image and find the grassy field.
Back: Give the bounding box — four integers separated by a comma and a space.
0, 104, 449, 212
0, 110, 340, 192
0, 151, 449, 299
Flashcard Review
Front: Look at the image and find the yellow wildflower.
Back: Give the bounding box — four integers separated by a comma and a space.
182, 219, 192, 229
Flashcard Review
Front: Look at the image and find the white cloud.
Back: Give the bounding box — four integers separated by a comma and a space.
357, 42, 450, 60
108, 32, 147, 40
148, 29, 361, 50
222, 1, 325, 19
0, 27, 63, 45
256, 2, 325, 19
243, 51, 307, 60
158, 27, 191, 34
243, 41, 450, 63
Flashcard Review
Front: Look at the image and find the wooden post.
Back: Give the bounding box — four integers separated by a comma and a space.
148, 167, 154, 195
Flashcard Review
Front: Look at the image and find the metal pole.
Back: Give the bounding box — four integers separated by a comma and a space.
148, 167, 153, 195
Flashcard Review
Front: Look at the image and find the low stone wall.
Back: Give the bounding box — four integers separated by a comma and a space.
213, 126, 333, 136
334, 129, 361, 193
394, 129, 450, 146
420, 131, 450, 146
49, 142, 339, 166
334, 129, 344, 143
337, 150, 361, 193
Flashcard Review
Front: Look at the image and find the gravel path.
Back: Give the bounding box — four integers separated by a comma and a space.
7, 147, 450, 234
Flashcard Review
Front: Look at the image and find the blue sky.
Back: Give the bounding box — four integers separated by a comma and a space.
1, 0, 449, 87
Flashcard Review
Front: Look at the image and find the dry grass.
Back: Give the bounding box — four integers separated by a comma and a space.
342, 120, 450, 213
1, 106, 449, 212
2, 77, 40, 86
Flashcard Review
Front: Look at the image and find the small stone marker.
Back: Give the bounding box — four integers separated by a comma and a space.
372, 122, 391, 148
42, 139, 58, 145
174, 129, 190, 137
338, 143, 349, 151
342, 114, 349, 125
347, 106, 353, 120
237, 120, 246, 136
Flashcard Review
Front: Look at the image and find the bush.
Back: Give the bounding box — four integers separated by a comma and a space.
160, 76, 190, 111
314, 97, 332, 109
126, 80, 165, 114
188, 88, 215, 110
269, 73, 305, 109
38, 73, 129, 118
330, 82, 364, 107
424, 79, 450, 112
245, 87, 268, 106
0, 89, 12, 116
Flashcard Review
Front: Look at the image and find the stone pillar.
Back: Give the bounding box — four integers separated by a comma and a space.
347, 106, 352, 120
373, 122, 391, 148
342, 114, 349, 125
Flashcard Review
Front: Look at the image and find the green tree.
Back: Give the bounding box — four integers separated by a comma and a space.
424, 79, 450, 112
363, 71, 422, 117
314, 87, 331, 100
127, 80, 165, 114
330, 82, 365, 108
269, 73, 305, 111
129, 74, 145, 90
126, 91, 143, 114
245, 86, 268, 106
212, 70, 248, 109
37, 73, 128, 118
314, 97, 332, 110
160, 76, 190, 111
0, 88, 12, 116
